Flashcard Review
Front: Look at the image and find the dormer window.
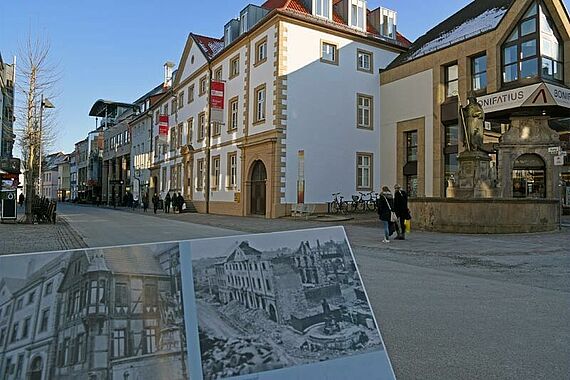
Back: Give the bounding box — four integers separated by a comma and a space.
350, 0, 366, 30
225, 26, 231, 44
314, 0, 331, 19
378, 8, 397, 39
241, 12, 248, 34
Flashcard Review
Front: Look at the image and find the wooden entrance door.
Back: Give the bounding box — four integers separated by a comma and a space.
250, 160, 267, 215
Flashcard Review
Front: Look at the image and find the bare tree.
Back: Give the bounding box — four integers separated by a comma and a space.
15, 35, 60, 223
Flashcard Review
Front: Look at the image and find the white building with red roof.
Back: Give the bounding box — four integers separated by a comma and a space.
150, 0, 410, 217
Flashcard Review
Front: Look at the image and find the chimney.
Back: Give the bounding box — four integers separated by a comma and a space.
163, 61, 175, 89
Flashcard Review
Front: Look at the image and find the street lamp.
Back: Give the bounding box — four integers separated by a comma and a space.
37, 95, 55, 197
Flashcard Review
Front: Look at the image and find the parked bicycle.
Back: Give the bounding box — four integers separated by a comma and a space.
349, 193, 367, 212
330, 192, 348, 214
362, 191, 379, 211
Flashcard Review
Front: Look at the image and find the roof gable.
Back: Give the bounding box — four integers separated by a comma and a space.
388, 0, 514, 69
174, 35, 209, 88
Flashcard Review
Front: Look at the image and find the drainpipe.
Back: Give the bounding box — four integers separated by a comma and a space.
205, 66, 213, 214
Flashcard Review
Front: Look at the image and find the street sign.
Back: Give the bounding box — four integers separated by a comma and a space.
554, 155, 564, 166
548, 147, 561, 154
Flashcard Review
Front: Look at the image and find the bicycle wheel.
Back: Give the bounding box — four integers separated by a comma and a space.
331, 201, 340, 214
340, 201, 349, 214
357, 200, 366, 212
366, 200, 376, 211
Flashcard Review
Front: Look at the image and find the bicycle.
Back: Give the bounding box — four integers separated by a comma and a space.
349, 193, 367, 212
362, 191, 378, 211
330, 193, 348, 214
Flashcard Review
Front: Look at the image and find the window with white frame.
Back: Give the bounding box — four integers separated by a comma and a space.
178, 92, 184, 109
321, 42, 338, 64
356, 153, 373, 190
227, 152, 237, 189
214, 67, 222, 80
228, 97, 239, 131
187, 84, 194, 103
197, 159, 204, 191
230, 55, 240, 78
198, 112, 206, 140
211, 156, 220, 190
255, 38, 267, 65
187, 117, 193, 143
241, 12, 248, 34
314, 0, 331, 19
254, 85, 266, 123
357, 94, 373, 129
357, 49, 373, 73
350, 0, 366, 29
199, 76, 207, 96
113, 329, 126, 358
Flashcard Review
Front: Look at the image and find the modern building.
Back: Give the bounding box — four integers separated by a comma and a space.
57, 154, 71, 201
69, 153, 77, 201
150, 0, 410, 218
90, 100, 138, 205
380, 0, 570, 200
75, 139, 88, 202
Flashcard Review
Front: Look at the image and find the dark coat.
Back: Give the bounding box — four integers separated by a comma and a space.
394, 190, 409, 217
376, 193, 394, 222
165, 193, 171, 206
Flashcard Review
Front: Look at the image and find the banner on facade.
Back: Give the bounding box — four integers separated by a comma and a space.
159, 115, 169, 142
478, 83, 570, 113
210, 80, 225, 124
0, 227, 395, 380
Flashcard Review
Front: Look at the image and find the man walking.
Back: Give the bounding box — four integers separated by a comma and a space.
152, 193, 159, 214
393, 184, 409, 240
165, 192, 171, 214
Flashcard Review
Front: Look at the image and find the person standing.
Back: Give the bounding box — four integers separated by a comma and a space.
172, 192, 180, 213
18, 193, 25, 207
152, 193, 159, 214
394, 184, 409, 240
177, 192, 184, 213
143, 192, 149, 213
165, 192, 171, 214
376, 186, 394, 243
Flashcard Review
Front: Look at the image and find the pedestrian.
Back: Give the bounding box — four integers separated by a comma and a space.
393, 184, 409, 240
177, 192, 184, 213
128, 192, 134, 210
165, 192, 171, 213
96, 196, 101, 207
152, 193, 159, 214
18, 193, 25, 206
376, 186, 396, 243
172, 192, 179, 214
143, 192, 149, 213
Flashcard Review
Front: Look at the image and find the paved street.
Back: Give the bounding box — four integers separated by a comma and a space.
2, 203, 569, 379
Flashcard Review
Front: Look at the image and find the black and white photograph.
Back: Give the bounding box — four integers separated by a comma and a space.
0, 242, 188, 380
187, 227, 386, 380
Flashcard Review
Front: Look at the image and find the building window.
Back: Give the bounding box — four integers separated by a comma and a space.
144, 284, 158, 308
357, 94, 373, 129
21, 317, 30, 339
212, 122, 221, 137
0, 328, 6, 347
405, 131, 418, 198
350, 0, 366, 29
27, 291, 35, 305
445, 63, 458, 98
199, 76, 207, 96
356, 153, 373, 190
187, 117, 193, 143
187, 84, 194, 103
228, 97, 239, 132
241, 12, 248, 34
314, 0, 331, 19
39, 308, 50, 332
16, 298, 23, 310
177, 123, 183, 147
197, 159, 205, 191
170, 127, 176, 150
444, 123, 459, 188
512, 154, 546, 198
198, 112, 206, 140
171, 99, 177, 114
471, 54, 487, 92
170, 165, 175, 191
230, 55, 240, 79
115, 283, 128, 307
502, 2, 563, 84
161, 167, 167, 192
15, 354, 24, 379
10, 322, 18, 343
214, 67, 222, 80
144, 328, 158, 354
254, 85, 266, 123
255, 38, 268, 66
211, 156, 220, 190
113, 329, 126, 358
178, 92, 184, 109
321, 41, 338, 65
77, 333, 86, 363
357, 49, 373, 73
227, 152, 238, 189
406, 131, 418, 162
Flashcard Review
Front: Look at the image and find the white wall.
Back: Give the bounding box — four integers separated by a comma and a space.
284, 21, 399, 204
380, 69, 434, 196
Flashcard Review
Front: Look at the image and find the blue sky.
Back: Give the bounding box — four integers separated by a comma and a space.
0, 0, 475, 155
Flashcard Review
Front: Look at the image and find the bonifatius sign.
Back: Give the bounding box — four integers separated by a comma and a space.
158, 115, 169, 142
210, 80, 225, 123
478, 83, 570, 113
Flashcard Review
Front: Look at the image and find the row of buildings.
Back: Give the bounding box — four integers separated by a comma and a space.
0, 54, 20, 193
50, 0, 570, 216
0, 244, 187, 380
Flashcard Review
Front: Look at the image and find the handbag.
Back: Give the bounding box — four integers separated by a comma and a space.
383, 195, 399, 222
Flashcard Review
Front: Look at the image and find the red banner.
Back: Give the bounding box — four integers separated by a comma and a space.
159, 115, 169, 140
211, 81, 225, 110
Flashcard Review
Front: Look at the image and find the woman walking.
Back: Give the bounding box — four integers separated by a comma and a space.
377, 186, 395, 243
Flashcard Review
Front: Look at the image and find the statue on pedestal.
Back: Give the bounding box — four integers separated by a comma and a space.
460, 92, 485, 151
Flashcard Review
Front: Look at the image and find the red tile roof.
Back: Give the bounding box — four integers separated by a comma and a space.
191, 33, 225, 60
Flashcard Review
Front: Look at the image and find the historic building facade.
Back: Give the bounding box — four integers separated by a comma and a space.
149, 0, 409, 218
380, 0, 570, 202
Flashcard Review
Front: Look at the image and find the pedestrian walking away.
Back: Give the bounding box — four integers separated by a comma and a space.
18, 193, 25, 206
394, 184, 410, 240
177, 192, 185, 213
165, 192, 171, 213
152, 193, 159, 214
143, 192, 149, 213
376, 186, 395, 243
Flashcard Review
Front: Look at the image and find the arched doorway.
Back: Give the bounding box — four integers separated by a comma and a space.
269, 304, 277, 322
512, 154, 546, 198
250, 160, 267, 215
29, 356, 43, 380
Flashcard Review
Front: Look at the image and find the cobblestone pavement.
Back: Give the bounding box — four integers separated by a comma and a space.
0, 207, 87, 255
